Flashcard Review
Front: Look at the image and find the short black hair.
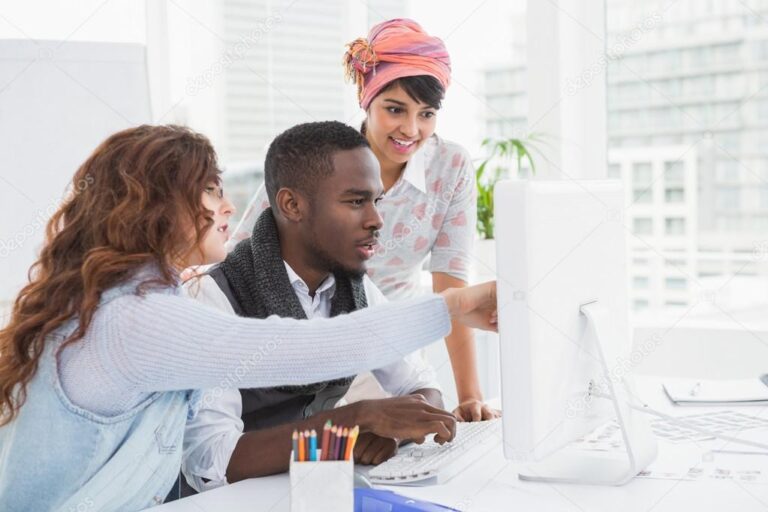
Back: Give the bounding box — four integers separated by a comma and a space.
264, 121, 370, 206
376, 75, 445, 110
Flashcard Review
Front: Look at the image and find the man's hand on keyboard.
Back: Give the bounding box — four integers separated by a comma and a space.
354, 395, 457, 445
353, 433, 398, 465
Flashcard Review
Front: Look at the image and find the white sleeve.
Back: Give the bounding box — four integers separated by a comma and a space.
363, 277, 442, 396
181, 389, 244, 492
180, 278, 243, 492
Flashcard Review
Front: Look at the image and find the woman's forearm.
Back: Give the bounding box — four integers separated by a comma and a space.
444, 323, 483, 401
115, 292, 450, 393
432, 272, 483, 402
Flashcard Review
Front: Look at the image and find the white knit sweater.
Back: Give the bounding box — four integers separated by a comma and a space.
57, 287, 450, 416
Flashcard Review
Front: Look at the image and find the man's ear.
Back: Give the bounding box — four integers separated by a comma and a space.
274, 187, 306, 222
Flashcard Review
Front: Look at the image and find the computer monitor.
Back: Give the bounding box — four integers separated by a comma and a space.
494, 179, 657, 485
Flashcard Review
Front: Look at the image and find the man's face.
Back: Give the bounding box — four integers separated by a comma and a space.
300, 147, 384, 277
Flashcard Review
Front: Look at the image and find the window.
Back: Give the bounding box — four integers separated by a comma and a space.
761, 187, 768, 209
665, 217, 686, 235
665, 188, 685, 203
650, 107, 674, 127
715, 132, 741, 151
633, 299, 650, 310
758, 100, 768, 121
716, 160, 740, 182
688, 47, 710, 68
633, 217, 653, 235
664, 161, 684, 184
665, 277, 687, 290
603, 2, 768, 316
632, 163, 653, 185
633, 187, 653, 203
716, 73, 743, 95
659, 78, 681, 97
633, 276, 650, 288
716, 188, 740, 210
714, 43, 741, 65
683, 76, 715, 96
753, 40, 768, 61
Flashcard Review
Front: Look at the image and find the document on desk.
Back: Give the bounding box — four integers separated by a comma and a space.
639, 448, 768, 485
663, 377, 768, 406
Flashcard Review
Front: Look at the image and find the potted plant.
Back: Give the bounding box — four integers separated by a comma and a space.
472, 136, 537, 279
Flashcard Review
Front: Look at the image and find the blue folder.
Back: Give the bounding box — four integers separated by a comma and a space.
355, 488, 461, 511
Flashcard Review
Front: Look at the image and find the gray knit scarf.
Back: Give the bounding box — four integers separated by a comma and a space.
218, 208, 366, 395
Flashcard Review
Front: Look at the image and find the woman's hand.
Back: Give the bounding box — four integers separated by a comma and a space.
452, 399, 501, 422
439, 281, 497, 332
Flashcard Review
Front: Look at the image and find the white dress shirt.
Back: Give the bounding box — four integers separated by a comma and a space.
181, 262, 441, 492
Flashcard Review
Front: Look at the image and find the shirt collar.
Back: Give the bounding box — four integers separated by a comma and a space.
400, 138, 429, 194
283, 261, 336, 297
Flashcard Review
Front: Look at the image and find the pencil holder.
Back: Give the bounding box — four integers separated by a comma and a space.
289, 450, 353, 512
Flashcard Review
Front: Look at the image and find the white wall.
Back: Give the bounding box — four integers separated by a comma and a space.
0, 1, 152, 316
0, 1, 145, 42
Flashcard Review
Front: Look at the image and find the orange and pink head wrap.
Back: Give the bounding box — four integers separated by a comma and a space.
343, 18, 452, 110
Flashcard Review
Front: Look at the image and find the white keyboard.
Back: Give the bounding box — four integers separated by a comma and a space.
368, 419, 502, 485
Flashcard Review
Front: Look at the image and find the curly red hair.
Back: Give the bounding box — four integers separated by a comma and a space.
0, 125, 221, 425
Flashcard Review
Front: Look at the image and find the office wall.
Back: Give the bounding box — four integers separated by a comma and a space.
0, 40, 151, 315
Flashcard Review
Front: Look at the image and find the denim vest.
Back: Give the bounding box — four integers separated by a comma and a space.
0, 280, 200, 511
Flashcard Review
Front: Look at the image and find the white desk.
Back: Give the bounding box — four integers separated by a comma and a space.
151, 378, 768, 511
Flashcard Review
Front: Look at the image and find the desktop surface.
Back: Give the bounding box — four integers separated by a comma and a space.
151, 377, 768, 512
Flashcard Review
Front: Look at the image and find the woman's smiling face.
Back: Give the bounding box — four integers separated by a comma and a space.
364, 82, 438, 168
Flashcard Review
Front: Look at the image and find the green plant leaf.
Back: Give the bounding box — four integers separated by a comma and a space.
474, 135, 539, 239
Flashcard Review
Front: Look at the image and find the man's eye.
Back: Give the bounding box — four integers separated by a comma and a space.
351, 199, 364, 206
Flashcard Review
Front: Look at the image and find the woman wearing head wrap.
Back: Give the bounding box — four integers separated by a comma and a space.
230, 19, 497, 434
339, 18, 498, 426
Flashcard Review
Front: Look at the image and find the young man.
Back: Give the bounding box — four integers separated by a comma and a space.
181, 121, 454, 493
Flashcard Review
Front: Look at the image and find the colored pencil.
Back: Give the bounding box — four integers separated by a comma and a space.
329, 426, 338, 461
321, 420, 332, 461
345, 426, 359, 461
334, 427, 344, 461
309, 429, 318, 461
304, 430, 310, 462
292, 430, 299, 462
298, 431, 305, 462
339, 428, 349, 461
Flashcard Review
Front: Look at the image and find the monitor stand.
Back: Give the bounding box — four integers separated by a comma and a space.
517, 302, 658, 486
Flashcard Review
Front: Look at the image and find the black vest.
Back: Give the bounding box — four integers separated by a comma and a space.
211, 209, 367, 432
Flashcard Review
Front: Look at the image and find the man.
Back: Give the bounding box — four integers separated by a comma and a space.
181, 121, 455, 492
